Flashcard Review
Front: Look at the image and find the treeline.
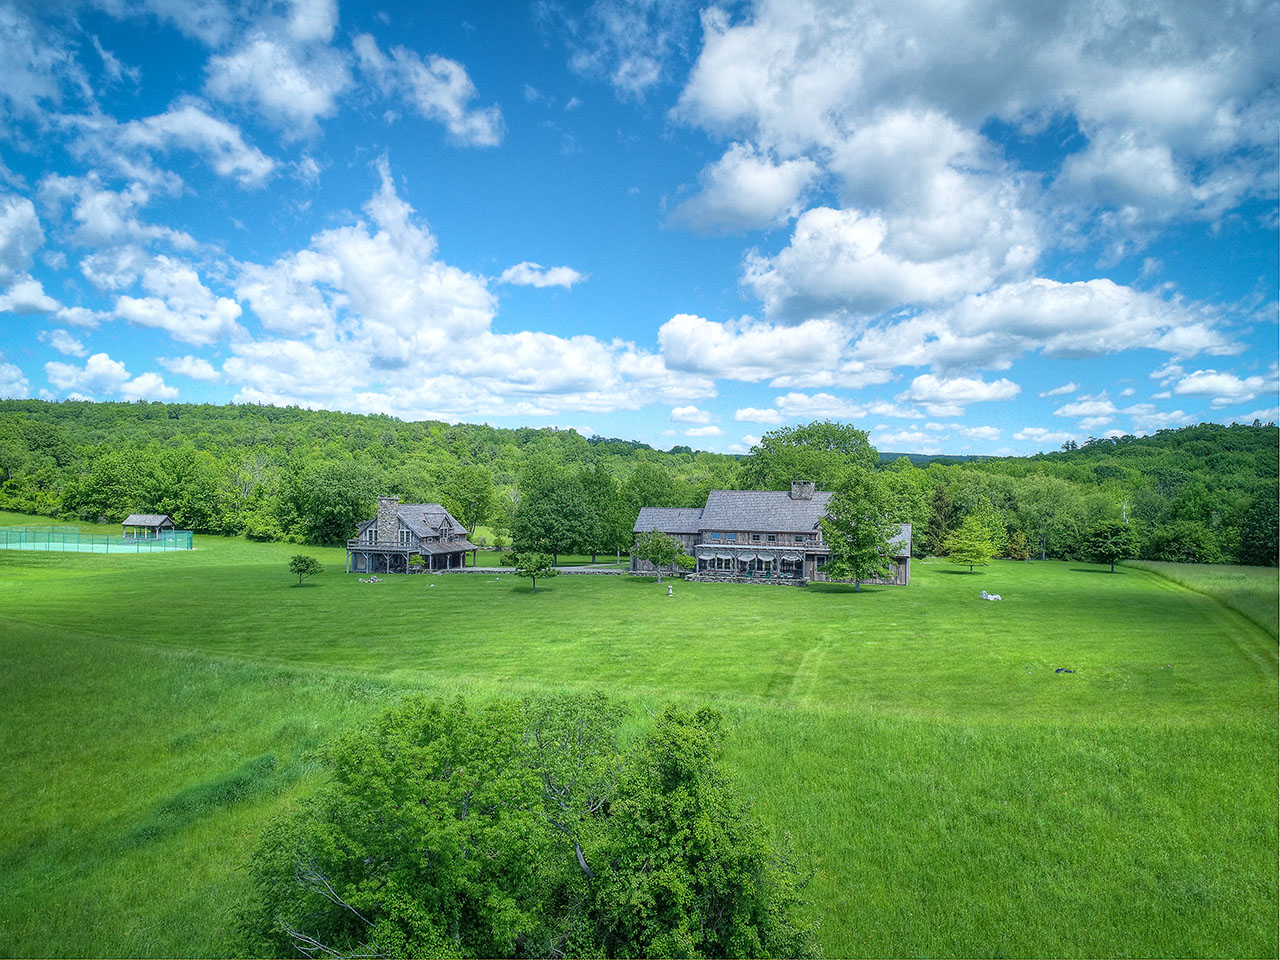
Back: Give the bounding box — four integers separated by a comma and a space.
0, 400, 736, 550
0, 400, 1275, 566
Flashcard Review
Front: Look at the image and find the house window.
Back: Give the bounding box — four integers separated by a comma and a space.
726, 533, 736, 541
795, 535, 805, 543
710, 532, 721, 540
399, 529, 411, 546
766, 534, 777, 542
751, 533, 761, 542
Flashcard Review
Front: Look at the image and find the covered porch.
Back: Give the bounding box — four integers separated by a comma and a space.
345, 539, 479, 574
691, 545, 811, 583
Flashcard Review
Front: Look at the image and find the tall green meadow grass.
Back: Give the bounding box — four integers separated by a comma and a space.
0, 518, 1275, 957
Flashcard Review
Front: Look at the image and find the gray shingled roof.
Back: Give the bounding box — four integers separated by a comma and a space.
700, 490, 834, 533
394, 503, 464, 538
122, 514, 175, 527
355, 502, 467, 540
889, 524, 912, 555
633, 506, 703, 534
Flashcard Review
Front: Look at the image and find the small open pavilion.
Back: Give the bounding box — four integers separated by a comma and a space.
122, 514, 177, 540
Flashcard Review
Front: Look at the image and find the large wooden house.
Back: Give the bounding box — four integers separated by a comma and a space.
346, 497, 479, 574
632, 481, 911, 585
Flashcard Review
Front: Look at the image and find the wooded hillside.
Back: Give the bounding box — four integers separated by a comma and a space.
1, 400, 1275, 565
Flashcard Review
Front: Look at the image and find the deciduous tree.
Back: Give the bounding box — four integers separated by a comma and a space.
1084, 520, 1136, 572
288, 554, 323, 586
737, 420, 877, 491
818, 467, 898, 591
631, 527, 684, 583
440, 462, 495, 535
943, 516, 998, 572
511, 552, 558, 592
240, 696, 820, 959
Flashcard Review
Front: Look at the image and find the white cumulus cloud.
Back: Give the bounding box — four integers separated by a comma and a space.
38, 328, 87, 356
669, 143, 818, 234
115, 255, 245, 346
355, 34, 504, 146
670, 405, 711, 423
1172, 368, 1279, 409
159, 355, 221, 381
0, 194, 45, 286
498, 261, 585, 289
44, 351, 177, 400
0, 361, 30, 398
1039, 381, 1079, 397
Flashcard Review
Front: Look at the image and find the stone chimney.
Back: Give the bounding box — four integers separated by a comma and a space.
790, 480, 815, 500
376, 496, 400, 544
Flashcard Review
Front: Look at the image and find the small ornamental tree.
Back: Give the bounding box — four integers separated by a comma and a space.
512, 552, 558, 592
631, 527, 684, 583
288, 554, 323, 586
1084, 519, 1136, 572
818, 467, 898, 591
942, 516, 998, 572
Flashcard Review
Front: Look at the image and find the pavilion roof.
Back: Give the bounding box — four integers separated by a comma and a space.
122, 514, 175, 527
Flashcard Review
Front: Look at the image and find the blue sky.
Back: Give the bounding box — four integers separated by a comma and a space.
1, 0, 1276, 456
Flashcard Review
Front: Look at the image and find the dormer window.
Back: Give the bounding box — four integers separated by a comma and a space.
751, 533, 761, 542
710, 532, 721, 540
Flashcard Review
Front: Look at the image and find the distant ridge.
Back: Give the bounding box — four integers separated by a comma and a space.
878, 451, 988, 467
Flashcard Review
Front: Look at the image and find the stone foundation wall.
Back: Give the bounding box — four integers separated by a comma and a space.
684, 574, 805, 586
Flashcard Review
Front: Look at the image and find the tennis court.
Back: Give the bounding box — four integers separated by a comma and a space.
0, 525, 193, 553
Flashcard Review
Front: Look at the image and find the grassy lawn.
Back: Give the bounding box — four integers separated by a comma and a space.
0, 520, 1275, 957
1124, 559, 1279, 639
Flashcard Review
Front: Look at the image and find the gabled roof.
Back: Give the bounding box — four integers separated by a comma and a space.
356, 502, 467, 540
634, 506, 704, 535
122, 514, 175, 527
700, 490, 834, 533
396, 503, 464, 538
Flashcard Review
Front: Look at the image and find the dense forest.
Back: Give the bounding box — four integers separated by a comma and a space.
0, 400, 1275, 566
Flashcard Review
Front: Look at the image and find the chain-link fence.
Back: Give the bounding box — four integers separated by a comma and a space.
0, 525, 194, 553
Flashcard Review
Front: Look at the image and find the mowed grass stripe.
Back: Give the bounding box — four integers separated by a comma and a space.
0, 525, 1275, 957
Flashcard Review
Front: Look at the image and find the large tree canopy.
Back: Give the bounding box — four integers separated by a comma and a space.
241, 696, 820, 959
737, 421, 878, 491
818, 467, 899, 590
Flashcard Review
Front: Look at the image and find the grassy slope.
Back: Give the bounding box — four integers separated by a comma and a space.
1124, 559, 1279, 639
0, 521, 1275, 958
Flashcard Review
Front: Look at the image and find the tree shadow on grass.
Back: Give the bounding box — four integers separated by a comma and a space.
511, 583, 556, 594
806, 582, 884, 594
933, 569, 983, 575
1070, 568, 1125, 575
